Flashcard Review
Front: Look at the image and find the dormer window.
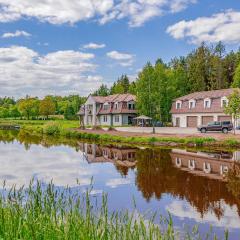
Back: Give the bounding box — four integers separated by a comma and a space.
103, 103, 109, 110
114, 102, 118, 109
176, 100, 182, 109
189, 99, 196, 109
221, 96, 228, 108
204, 98, 211, 108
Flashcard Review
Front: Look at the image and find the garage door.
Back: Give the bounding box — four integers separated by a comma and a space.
218, 116, 232, 122
202, 116, 214, 125
187, 116, 198, 127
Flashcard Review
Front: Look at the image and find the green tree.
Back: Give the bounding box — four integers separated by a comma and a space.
17, 98, 39, 120
231, 63, 240, 88
64, 104, 75, 120
224, 89, 240, 134
9, 105, 21, 119
0, 107, 9, 118
93, 84, 109, 96
39, 97, 56, 119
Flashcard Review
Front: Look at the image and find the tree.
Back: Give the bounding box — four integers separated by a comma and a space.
9, 105, 21, 119
93, 84, 109, 96
110, 75, 130, 94
64, 104, 75, 120
39, 97, 56, 119
0, 107, 9, 118
231, 63, 240, 88
17, 98, 39, 120
224, 89, 240, 134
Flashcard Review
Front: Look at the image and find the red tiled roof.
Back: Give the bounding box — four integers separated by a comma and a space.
171, 88, 239, 114
174, 88, 236, 101
92, 94, 136, 103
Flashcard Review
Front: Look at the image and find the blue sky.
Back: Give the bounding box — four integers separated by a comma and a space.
0, 0, 239, 98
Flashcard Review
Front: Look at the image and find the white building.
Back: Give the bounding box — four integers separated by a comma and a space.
78, 94, 137, 127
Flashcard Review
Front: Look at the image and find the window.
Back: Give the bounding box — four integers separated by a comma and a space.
221, 97, 228, 108
204, 98, 211, 108
114, 115, 120, 122
189, 99, 196, 109
114, 102, 118, 109
176, 101, 182, 109
128, 103, 135, 110
103, 115, 108, 122
103, 103, 109, 110
208, 121, 220, 126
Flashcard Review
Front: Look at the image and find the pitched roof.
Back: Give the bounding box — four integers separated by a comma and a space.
174, 88, 237, 101
92, 94, 136, 103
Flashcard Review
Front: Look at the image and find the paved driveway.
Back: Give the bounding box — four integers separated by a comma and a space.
115, 127, 240, 135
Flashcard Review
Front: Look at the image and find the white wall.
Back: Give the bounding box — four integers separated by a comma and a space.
84, 96, 97, 126
99, 115, 112, 126
113, 115, 122, 126
172, 113, 234, 128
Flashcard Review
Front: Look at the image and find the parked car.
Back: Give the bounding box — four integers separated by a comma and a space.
197, 121, 233, 134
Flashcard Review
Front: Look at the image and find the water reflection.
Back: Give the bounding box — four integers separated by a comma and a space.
1, 130, 240, 237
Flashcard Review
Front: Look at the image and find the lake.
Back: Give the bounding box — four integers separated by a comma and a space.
1, 130, 240, 239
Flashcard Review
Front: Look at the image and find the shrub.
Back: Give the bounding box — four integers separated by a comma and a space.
224, 138, 240, 146
44, 122, 60, 135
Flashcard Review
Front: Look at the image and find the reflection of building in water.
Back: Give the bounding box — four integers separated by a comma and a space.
170, 149, 240, 180
79, 143, 137, 168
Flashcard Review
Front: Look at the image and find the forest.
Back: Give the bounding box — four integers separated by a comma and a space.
94, 42, 240, 122
1, 42, 240, 122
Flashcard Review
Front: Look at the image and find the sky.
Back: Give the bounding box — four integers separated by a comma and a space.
0, 0, 239, 98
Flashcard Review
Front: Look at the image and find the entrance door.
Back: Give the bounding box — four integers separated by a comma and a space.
176, 117, 180, 127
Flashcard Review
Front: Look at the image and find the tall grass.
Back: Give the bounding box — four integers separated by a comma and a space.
0, 181, 229, 240
0, 181, 176, 240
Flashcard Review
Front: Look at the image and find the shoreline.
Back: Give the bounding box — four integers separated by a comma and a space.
1, 119, 240, 149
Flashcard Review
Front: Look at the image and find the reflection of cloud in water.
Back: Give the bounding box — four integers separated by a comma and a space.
0, 143, 95, 188
166, 200, 240, 229
106, 178, 131, 188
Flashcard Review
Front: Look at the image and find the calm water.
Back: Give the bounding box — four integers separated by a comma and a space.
1, 130, 240, 239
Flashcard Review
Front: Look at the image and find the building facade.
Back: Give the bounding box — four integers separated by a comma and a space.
79, 94, 137, 127
171, 88, 236, 128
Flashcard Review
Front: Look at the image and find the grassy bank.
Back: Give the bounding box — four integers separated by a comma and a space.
0, 181, 228, 240
1, 119, 240, 148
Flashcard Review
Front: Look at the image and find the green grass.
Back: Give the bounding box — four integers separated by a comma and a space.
1, 119, 238, 148
0, 181, 228, 240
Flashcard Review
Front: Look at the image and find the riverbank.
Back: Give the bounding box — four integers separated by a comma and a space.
1, 119, 240, 148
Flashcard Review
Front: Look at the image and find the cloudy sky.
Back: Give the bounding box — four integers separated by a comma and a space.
0, 0, 239, 98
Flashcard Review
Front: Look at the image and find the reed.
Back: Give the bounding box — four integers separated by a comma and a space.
0, 181, 228, 240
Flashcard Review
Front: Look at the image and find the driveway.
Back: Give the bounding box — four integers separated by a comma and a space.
115, 127, 240, 135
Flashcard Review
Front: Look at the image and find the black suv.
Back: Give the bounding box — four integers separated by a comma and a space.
197, 121, 233, 134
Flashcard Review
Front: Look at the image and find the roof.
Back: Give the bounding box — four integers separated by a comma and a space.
133, 115, 152, 120
174, 88, 237, 102
91, 94, 136, 103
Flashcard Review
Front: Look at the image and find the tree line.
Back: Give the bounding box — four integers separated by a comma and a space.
94, 42, 240, 122
0, 95, 86, 120
1, 42, 240, 122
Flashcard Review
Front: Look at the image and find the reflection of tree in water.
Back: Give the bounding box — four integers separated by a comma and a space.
0, 129, 80, 151
226, 163, 240, 215
135, 148, 240, 219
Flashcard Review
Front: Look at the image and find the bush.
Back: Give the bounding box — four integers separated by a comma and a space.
44, 122, 60, 135
224, 138, 240, 146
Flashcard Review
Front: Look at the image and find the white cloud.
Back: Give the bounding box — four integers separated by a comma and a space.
0, 143, 96, 188
106, 178, 131, 188
107, 50, 135, 67
0, 46, 103, 97
166, 200, 240, 229
0, 0, 196, 27
2, 30, 31, 38
166, 10, 240, 44
83, 42, 106, 49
